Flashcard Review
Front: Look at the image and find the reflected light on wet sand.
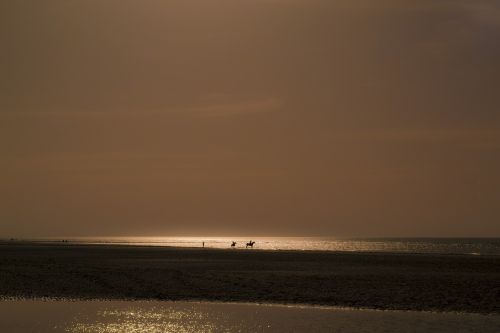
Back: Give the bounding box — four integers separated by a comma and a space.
0, 300, 499, 333
68, 307, 218, 333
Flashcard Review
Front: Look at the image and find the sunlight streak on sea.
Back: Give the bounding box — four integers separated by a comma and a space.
22, 237, 500, 255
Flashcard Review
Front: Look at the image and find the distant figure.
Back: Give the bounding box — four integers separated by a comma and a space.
202, 241, 205, 248
246, 240, 255, 248
231, 241, 236, 248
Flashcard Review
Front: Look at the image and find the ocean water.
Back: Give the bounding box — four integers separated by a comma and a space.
27, 237, 500, 255
1, 300, 499, 333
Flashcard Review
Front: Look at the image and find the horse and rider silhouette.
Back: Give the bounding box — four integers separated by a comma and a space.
229, 240, 255, 248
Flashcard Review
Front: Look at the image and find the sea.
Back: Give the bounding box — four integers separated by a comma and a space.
22, 237, 500, 255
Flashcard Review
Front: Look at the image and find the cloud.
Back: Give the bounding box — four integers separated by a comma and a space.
1, 96, 282, 119
183, 96, 282, 118
327, 129, 500, 149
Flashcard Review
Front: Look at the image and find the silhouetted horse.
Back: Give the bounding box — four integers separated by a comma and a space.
231, 241, 237, 248
246, 241, 255, 248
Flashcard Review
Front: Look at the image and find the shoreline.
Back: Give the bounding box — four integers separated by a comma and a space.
1, 239, 498, 257
1, 243, 499, 314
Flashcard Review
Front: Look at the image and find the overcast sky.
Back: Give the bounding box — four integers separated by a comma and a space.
1, 0, 499, 237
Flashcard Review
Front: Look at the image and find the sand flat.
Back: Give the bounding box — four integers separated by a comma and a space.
0, 242, 499, 313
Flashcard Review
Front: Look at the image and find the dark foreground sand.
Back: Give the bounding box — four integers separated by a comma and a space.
1, 242, 499, 314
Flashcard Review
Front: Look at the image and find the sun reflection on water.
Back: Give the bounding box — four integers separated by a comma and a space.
66, 307, 226, 333
1, 300, 498, 333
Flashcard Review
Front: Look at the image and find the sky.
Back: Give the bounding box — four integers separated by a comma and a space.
1, 0, 500, 237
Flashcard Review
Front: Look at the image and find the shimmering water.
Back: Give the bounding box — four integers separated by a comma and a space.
0, 300, 499, 333
25, 237, 500, 255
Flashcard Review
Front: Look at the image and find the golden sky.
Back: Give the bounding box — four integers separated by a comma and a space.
1, 0, 499, 237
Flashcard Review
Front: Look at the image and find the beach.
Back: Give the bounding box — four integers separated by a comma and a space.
0, 242, 499, 314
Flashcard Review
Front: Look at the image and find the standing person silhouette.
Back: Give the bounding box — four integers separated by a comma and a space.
202, 241, 205, 248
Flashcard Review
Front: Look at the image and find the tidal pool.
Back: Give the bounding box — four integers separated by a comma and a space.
0, 300, 498, 332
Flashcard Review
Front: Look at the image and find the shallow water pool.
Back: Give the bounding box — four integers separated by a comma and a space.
0, 300, 498, 332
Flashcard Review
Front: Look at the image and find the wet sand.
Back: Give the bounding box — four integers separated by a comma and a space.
1, 300, 499, 333
0, 242, 499, 313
